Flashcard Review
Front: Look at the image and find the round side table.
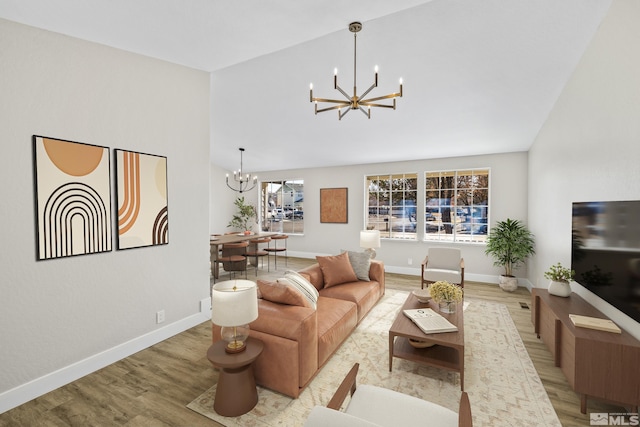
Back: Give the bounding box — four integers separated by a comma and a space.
207, 337, 264, 417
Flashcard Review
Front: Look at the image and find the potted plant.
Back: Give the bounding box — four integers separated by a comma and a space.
429, 280, 463, 313
484, 218, 535, 292
544, 262, 575, 297
227, 197, 257, 234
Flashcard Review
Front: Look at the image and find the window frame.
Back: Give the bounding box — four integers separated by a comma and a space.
259, 179, 304, 235
365, 172, 418, 241
424, 168, 490, 243
363, 168, 490, 243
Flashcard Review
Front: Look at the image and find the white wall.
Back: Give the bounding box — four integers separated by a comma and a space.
211, 152, 529, 283
0, 19, 211, 411
210, 163, 240, 233
528, 0, 640, 338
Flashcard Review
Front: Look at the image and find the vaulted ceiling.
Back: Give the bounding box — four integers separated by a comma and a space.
0, 0, 611, 172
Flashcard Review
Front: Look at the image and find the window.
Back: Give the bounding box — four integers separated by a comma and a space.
260, 179, 304, 234
425, 169, 489, 242
366, 173, 417, 240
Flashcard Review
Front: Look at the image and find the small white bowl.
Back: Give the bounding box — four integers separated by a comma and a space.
412, 289, 432, 303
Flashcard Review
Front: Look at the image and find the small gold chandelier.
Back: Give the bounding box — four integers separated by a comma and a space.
310, 21, 403, 120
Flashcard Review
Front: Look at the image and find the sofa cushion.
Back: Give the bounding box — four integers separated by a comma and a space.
284, 270, 319, 308
316, 296, 358, 366
316, 252, 358, 288
343, 250, 371, 281
257, 279, 315, 309
319, 280, 383, 323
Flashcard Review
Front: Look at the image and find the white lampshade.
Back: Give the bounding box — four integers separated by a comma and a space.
211, 280, 258, 327
360, 230, 381, 249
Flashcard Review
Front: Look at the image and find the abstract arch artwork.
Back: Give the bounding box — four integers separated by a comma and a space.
115, 149, 168, 249
33, 136, 112, 260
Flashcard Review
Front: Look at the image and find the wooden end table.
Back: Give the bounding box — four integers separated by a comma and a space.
207, 337, 264, 417
389, 293, 465, 390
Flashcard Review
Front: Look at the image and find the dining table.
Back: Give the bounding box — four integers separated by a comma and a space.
210, 232, 279, 279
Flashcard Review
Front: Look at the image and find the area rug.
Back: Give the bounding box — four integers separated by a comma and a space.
188, 290, 561, 426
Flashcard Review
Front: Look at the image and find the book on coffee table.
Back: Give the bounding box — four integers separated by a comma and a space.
403, 308, 458, 334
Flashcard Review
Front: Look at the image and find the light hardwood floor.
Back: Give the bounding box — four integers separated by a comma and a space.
0, 257, 625, 426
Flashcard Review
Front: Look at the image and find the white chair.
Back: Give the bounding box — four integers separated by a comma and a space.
304, 363, 472, 427
421, 247, 464, 289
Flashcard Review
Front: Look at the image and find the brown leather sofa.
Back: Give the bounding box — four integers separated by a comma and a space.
212, 259, 385, 398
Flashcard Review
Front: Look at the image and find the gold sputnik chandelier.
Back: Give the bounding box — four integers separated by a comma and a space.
309, 21, 403, 120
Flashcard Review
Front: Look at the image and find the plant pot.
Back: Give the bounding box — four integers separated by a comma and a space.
548, 280, 571, 297
499, 275, 518, 292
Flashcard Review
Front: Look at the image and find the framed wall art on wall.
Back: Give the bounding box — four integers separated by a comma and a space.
33, 135, 113, 260
320, 187, 348, 223
115, 149, 168, 249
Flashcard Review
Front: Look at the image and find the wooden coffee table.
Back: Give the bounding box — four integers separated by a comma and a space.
389, 293, 465, 390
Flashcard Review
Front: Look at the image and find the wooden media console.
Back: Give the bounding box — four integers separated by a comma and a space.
531, 288, 640, 413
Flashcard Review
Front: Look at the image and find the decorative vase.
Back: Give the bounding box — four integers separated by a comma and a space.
548, 280, 571, 297
438, 301, 457, 314
499, 275, 518, 292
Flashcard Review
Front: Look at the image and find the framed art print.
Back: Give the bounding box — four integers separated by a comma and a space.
33, 135, 112, 260
320, 187, 348, 223
115, 149, 168, 249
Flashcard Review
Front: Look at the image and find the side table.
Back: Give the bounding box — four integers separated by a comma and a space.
207, 337, 264, 417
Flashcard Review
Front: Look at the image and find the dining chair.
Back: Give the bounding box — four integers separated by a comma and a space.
265, 234, 288, 270
246, 237, 271, 275
215, 241, 249, 282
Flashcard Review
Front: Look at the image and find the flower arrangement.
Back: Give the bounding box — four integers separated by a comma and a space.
429, 281, 463, 304
544, 263, 575, 283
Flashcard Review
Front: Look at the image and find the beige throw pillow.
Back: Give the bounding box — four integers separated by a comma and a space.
342, 250, 371, 281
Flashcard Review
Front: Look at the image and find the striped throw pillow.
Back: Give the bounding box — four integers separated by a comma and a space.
284, 270, 319, 309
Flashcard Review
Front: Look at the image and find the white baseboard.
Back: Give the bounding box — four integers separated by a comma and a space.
0, 312, 210, 414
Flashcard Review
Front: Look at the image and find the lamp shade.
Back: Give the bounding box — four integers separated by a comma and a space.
211, 280, 258, 327
360, 230, 381, 249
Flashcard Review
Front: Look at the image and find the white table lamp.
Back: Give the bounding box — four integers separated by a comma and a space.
360, 230, 381, 259
211, 280, 258, 353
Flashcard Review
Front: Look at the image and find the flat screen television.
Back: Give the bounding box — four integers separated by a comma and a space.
571, 200, 640, 323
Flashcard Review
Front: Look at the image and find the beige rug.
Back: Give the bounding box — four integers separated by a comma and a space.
188, 290, 561, 426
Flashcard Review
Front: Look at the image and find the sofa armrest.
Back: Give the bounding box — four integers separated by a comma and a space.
369, 260, 385, 290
